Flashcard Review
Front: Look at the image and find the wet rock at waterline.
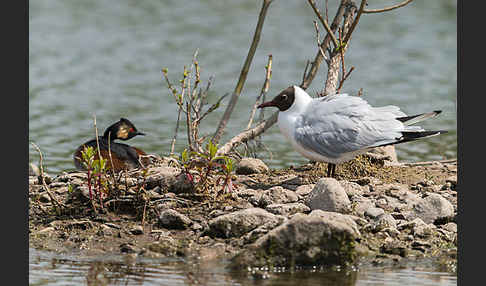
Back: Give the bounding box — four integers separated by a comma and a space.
230, 210, 360, 269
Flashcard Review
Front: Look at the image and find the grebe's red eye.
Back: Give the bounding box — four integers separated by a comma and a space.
129, 128, 135, 133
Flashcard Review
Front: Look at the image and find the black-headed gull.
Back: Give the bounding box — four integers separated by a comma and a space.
257, 85, 446, 177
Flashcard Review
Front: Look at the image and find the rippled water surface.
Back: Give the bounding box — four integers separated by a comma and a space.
29, 0, 457, 174
29, 249, 456, 286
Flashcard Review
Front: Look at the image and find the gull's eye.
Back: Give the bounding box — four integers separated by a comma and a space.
281, 94, 287, 101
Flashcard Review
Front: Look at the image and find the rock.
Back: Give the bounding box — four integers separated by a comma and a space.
441, 222, 457, 233
372, 213, 397, 233
235, 158, 269, 175
351, 195, 375, 217
39, 193, 51, 203
339, 180, 366, 197
265, 203, 310, 216
408, 193, 455, 224
130, 225, 144, 235
368, 145, 398, 163
295, 184, 314, 197
413, 223, 435, 238
168, 173, 196, 194
208, 208, 285, 239
380, 242, 407, 257
398, 218, 427, 231
364, 207, 385, 220
158, 209, 193, 230
257, 186, 299, 208
229, 210, 360, 269
304, 178, 351, 213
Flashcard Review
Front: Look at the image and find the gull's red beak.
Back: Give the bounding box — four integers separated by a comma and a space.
257, 101, 276, 109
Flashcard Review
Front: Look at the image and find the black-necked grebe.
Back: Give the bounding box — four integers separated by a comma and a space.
73, 118, 146, 172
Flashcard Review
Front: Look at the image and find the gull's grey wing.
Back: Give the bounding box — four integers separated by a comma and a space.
293, 94, 409, 159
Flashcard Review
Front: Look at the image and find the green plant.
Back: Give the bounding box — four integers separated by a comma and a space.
79, 146, 109, 211
179, 140, 235, 196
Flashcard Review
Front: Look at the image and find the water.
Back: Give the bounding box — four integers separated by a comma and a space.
29, 1, 457, 284
29, 249, 456, 286
29, 0, 457, 175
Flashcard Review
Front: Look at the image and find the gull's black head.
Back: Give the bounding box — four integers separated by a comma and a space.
103, 118, 145, 141
258, 86, 295, 112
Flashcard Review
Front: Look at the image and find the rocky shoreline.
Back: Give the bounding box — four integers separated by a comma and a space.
28, 154, 457, 273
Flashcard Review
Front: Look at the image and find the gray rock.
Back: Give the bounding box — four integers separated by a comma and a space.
208, 208, 285, 239
408, 193, 455, 224
397, 218, 427, 231
235, 158, 269, 175
258, 186, 299, 207
339, 180, 366, 197
265, 203, 310, 216
442, 222, 457, 233
295, 184, 315, 197
158, 209, 193, 230
351, 195, 375, 217
230, 210, 360, 269
364, 207, 385, 219
305, 178, 351, 213
372, 213, 397, 232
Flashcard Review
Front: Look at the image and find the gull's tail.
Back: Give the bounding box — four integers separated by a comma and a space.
396, 110, 442, 126
372, 110, 447, 147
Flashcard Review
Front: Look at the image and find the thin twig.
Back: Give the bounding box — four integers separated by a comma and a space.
313, 21, 328, 62
308, 0, 340, 50
247, 54, 273, 129
170, 108, 183, 155
301, 0, 348, 89
363, 0, 413, 14
212, 0, 273, 145
30, 142, 65, 211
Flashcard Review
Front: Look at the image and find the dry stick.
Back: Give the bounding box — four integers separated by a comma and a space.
313, 21, 328, 62
336, 27, 355, 93
93, 115, 105, 209
106, 131, 120, 195
301, 0, 348, 89
212, 0, 273, 145
247, 54, 273, 130
30, 142, 65, 211
162, 69, 183, 155
307, 0, 340, 50
217, 112, 277, 156
363, 0, 413, 14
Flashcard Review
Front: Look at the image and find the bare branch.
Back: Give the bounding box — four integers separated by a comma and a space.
363, 0, 413, 14
342, 0, 367, 46
301, 0, 348, 90
247, 54, 273, 129
307, 0, 340, 49
217, 112, 278, 156
212, 0, 273, 145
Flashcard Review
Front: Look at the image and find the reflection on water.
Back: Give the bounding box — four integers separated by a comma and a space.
29, 249, 456, 286
29, 0, 457, 175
